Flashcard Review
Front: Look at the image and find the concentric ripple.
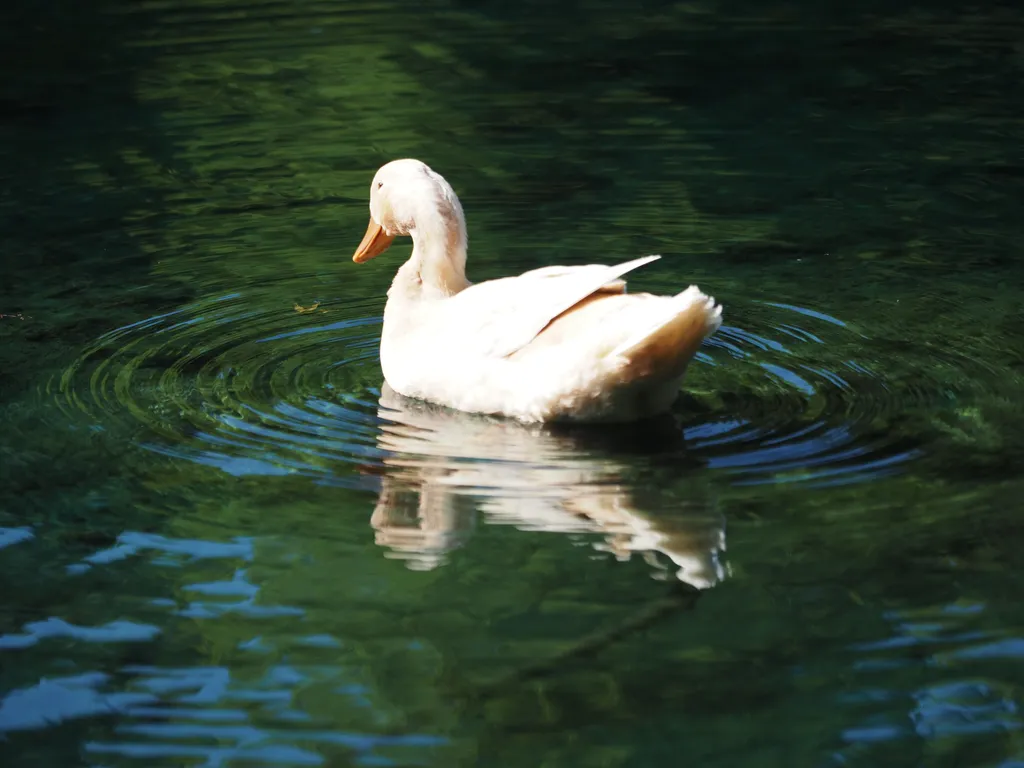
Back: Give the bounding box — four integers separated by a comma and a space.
51, 290, 986, 487
681, 299, 990, 487
52, 291, 387, 485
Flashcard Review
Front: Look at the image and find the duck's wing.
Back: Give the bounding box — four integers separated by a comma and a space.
443, 255, 661, 359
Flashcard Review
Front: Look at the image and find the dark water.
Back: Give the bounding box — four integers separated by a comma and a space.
2, 0, 1023, 765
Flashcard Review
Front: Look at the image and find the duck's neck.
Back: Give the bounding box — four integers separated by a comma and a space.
389, 210, 470, 301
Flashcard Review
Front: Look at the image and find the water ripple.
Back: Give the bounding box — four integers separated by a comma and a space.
51, 288, 977, 490
833, 596, 1024, 764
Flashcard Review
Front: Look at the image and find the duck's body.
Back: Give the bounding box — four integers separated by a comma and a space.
352, 159, 722, 423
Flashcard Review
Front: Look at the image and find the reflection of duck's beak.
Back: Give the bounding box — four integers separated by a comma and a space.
368, 384, 727, 590
369, 481, 475, 571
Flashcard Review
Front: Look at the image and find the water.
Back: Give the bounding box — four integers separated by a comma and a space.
2, 0, 1023, 765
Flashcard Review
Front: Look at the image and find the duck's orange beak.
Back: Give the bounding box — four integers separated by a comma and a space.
352, 219, 395, 263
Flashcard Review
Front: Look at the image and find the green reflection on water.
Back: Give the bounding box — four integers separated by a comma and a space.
1, 0, 1024, 766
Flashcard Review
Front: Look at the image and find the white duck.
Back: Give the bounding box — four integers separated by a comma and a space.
352, 159, 723, 423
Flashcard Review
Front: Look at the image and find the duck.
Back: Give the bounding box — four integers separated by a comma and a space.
351, 158, 723, 423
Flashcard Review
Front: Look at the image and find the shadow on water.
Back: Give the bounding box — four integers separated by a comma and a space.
415, 0, 1024, 269
0, 0, 186, 315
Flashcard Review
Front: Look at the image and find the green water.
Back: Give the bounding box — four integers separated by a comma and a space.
2, 0, 1023, 765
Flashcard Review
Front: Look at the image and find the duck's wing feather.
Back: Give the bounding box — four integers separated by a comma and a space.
442, 255, 661, 358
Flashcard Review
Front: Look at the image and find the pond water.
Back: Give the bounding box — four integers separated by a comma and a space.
2, 0, 1023, 766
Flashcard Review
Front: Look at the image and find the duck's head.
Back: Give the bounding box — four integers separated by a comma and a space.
352, 159, 466, 264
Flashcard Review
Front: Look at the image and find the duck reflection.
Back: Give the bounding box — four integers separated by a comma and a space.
365, 385, 727, 590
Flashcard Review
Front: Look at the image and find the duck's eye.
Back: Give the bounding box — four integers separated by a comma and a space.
377, 181, 384, 189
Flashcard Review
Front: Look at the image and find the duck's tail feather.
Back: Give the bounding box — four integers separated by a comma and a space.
608, 286, 722, 380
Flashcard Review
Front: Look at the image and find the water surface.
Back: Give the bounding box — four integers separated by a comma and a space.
2, 0, 1023, 766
